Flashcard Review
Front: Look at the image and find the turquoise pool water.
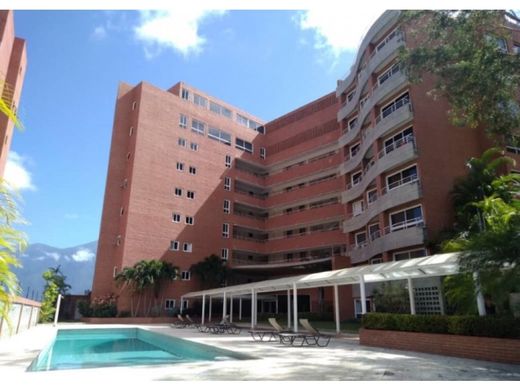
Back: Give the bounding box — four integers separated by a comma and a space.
28, 328, 249, 371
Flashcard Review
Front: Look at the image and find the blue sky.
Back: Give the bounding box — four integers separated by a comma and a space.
6, 8, 386, 248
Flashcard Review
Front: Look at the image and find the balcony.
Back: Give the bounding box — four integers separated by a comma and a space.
231, 248, 336, 270
337, 11, 401, 96
337, 30, 405, 122
232, 225, 268, 243
267, 202, 343, 230
341, 135, 417, 203
234, 180, 268, 200
267, 176, 343, 207
343, 179, 421, 233
267, 229, 345, 253
349, 222, 426, 264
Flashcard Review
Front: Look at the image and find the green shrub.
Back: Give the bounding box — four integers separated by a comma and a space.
362, 313, 520, 339
77, 300, 93, 317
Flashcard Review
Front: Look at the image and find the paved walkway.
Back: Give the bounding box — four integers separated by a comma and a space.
1, 323, 519, 381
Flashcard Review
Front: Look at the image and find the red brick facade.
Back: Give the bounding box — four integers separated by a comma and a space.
360, 328, 520, 365
93, 11, 520, 319
0, 10, 27, 176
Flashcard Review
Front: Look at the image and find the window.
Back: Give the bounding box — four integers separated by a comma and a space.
120, 207, 125, 216
132, 101, 137, 111
179, 114, 188, 128
376, 28, 398, 51
384, 127, 414, 154
351, 171, 362, 186
208, 127, 232, 145
347, 90, 355, 102
378, 62, 400, 86
370, 258, 383, 264
183, 242, 193, 252
221, 248, 229, 260
224, 177, 231, 191
178, 138, 187, 147
181, 88, 190, 100
165, 299, 176, 310
381, 92, 409, 119
113, 266, 118, 278
182, 300, 189, 310
496, 37, 508, 52
387, 165, 418, 190
348, 117, 358, 131
225, 155, 232, 168
191, 119, 205, 135
185, 216, 194, 225
129, 126, 134, 136
189, 166, 196, 175
260, 147, 266, 159
235, 138, 253, 153
187, 190, 195, 199
223, 199, 230, 214
176, 162, 184, 171
190, 142, 198, 151
350, 143, 360, 158
193, 94, 207, 108
368, 223, 380, 240
390, 205, 423, 231
514, 43, 520, 55
172, 213, 181, 223
210, 101, 232, 118
393, 248, 427, 261
367, 189, 378, 204
222, 223, 229, 238
170, 240, 180, 251
174, 187, 182, 197
181, 271, 191, 280
355, 231, 367, 247
352, 199, 364, 216
127, 152, 131, 160
236, 113, 249, 127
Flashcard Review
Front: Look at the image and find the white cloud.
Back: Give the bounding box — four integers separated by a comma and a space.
134, 9, 226, 58
295, 8, 385, 58
4, 151, 36, 192
91, 25, 107, 40
72, 248, 95, 263
44, 252, 61, 261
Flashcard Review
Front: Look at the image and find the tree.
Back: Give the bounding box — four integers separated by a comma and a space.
451, 147, 518, 232
190, 254, 229, 289
114, 259, 179, 317
39, 266, 70, 322
0, 180, 27, 323
400, 10, 520, 139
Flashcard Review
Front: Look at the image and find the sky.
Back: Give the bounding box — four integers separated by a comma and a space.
4, 6, 387, 248
4, 1, 518, 249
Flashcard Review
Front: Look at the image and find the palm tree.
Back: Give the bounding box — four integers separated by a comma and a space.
451, 147, 517, 232
0, 179, 26, 323
190, 254, 229, 289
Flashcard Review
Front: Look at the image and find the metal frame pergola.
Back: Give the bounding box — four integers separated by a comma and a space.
181, 253, 462, 333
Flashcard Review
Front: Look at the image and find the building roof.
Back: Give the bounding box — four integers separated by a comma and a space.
182, 252, 460, 298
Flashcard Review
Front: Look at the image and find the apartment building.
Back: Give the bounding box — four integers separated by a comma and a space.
0, 10, 27, 176
93, 10, 520, 319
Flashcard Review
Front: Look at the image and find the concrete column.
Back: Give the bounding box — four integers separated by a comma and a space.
287, 289, 291, 328
253, 291, 258, 326
250, 289, 255, 329
407, 278, 416, 315
275, 297, 279, 314
293, 283, 298, 332
230, 296, 234, 323
53, 295, 62, 327
201, 295, 206, 325
222, 291, 227, 320
179, 298, 184, 315
474, 272, 487, 316
334, 284, 340, 334
360, 275, 367, 315
239, 297, 242, 320
209, 296, 213, 322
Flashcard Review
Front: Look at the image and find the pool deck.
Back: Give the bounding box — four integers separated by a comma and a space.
1, 322, 520, 381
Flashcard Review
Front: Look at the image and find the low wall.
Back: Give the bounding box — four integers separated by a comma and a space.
83, 317, 174, 324
0, 296, 41, 339
360, 328, 520, 365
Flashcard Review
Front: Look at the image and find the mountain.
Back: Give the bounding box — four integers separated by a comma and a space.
15, 241, 97, 300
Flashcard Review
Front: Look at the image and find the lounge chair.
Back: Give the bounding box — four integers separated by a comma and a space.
185, 314, 201, 329
200, 315, 241, 335
264, 318, 314, 346
170, 314, 188, 328
298, 318, 332, 347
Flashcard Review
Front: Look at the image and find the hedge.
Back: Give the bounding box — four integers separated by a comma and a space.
362, 313, 520, 339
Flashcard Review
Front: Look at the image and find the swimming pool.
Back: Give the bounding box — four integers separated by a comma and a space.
28, 328, 250, 371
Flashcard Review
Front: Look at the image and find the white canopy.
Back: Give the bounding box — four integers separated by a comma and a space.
182, 252, 460, 299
